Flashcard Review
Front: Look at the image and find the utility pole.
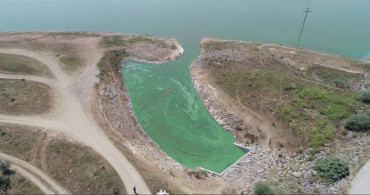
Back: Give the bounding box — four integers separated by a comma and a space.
297, 8, 312, 48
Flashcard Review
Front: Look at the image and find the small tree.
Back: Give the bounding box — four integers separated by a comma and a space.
254, 182, 273, 195
0, 176, 11, 193
360, 91, 370, 103
315, 156, 349, 183
345, 114, 370, 132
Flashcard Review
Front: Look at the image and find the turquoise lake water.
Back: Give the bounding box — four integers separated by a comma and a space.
1, 0, 370, 172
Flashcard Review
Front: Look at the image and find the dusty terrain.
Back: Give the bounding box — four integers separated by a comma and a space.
1, 32, 368, 194
0, 123, 125, 194
0, 32, 185, 194
0, 32, 233, 194
190, 37, 370, 193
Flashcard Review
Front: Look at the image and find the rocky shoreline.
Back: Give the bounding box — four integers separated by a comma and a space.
190, 54, 243, 134
95, 39, 231, 193
190, 40, 370, 194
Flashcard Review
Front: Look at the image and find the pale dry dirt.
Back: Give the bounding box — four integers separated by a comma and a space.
0, 33, 152, 194
350, 160, 370, 194
0, 151, 69, 194
0, 32, 241, 194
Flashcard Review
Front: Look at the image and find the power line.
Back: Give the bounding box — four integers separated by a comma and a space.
297, 8, 312, 48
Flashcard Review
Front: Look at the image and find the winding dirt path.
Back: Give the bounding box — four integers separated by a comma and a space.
11, 164, 54, 194
0, 152, 68, 194
0, 46, 151, 194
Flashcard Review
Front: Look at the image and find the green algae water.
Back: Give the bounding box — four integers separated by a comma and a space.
123, 61, 245, 172
1, 0, 370, 172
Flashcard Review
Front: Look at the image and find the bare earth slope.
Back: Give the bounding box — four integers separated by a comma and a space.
190, 38, 370, 194
191, 38, 368, 150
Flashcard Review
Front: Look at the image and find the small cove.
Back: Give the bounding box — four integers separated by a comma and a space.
1, 0, 370, 172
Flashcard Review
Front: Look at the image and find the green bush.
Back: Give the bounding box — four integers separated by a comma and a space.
284, 83, 296, 90
254, 182, 273, 195
0, 160, 11, 175
112, 187, 120, 195
0, 176, 11, 193
345, 114, 370, 132
333, 79, 345, 88
360, 91, 370, 103
314, 156, 349, 183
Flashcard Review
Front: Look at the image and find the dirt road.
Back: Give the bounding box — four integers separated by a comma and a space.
0, 152, 68, 194
349, 160, 370, 194
0, 45, 151, 194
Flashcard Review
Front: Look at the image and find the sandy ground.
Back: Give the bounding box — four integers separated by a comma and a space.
0, 40, 151, 194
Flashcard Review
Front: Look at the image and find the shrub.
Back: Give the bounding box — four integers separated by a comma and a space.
333, 79, 345, 88
254, 182, 273, 195
0, 160, 11, 175
314, 156, 349, 183
112, 187, 120, 195
347, 104, 357, 112
345, 114, 370, 132
284, 83, 296, 90
0, 176, 11, 193
360, 91, 370, 103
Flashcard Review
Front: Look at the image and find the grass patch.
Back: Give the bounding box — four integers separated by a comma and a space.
104, 35, 125, 46
104, 34, 170, 49
0, 124, 45, 162
7, 172, 43, 194
0, 124, 45, 194
308, 120, 335, 155
306, 65, 361, 88
7, 172, 42, 194
0, 53, 53, 78
59, 55, 86, 74
126, 35, 169, 48
97, 50, 127, 81
0, 34, 86, 74
202, 40, 245, 50
0, 79, 53, 115
0, 124, 125, 194
212, 68, 363, 149
46, 140, 125, 194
